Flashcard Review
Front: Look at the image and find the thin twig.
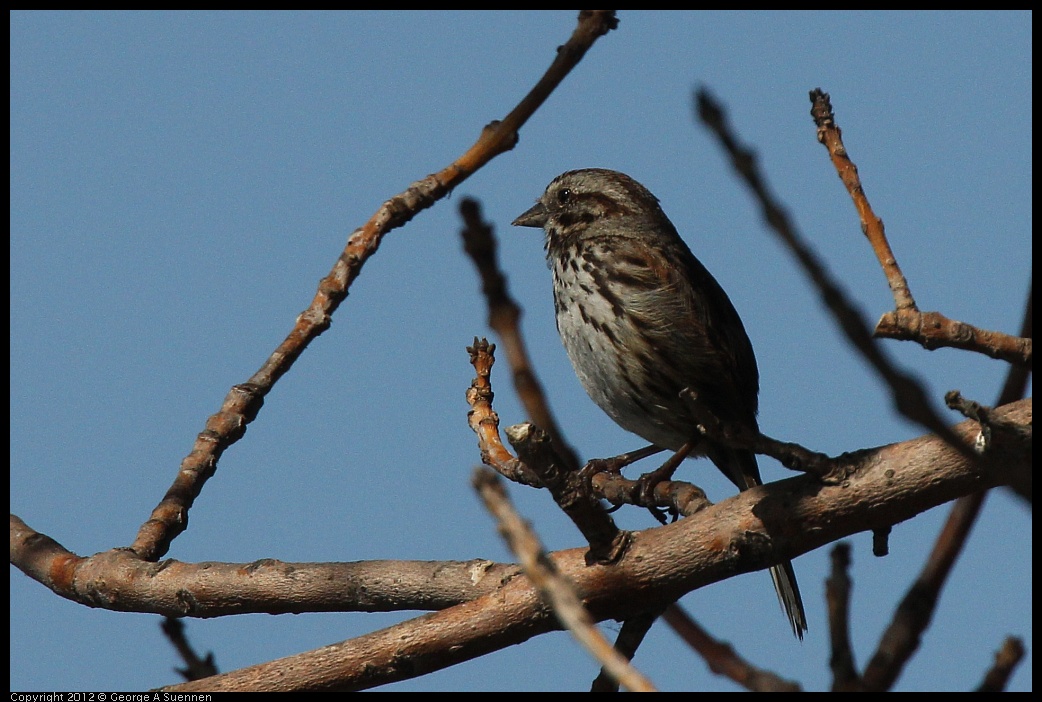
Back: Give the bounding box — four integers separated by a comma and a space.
809, 88, 915, 312
976, 637, 1026, 692
161, 617, 219, 682
465, 340, 711, 558
466, 338, 545, 487
825, 544, 861, 691
589, 607, 665, 692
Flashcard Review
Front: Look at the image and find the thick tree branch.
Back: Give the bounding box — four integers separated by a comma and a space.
8, 520, 520, 618
111, 399, 1026, 691
13, 398, 1024, 691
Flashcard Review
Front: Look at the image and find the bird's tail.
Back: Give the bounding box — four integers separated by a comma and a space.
770, 559, 807, 640
712, 445, 808, 639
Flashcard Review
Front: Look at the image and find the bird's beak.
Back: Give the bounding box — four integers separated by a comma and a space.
512, 202, 548, 228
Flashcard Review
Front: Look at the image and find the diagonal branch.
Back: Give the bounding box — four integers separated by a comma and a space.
862, 491, 987, 691
124, 10, 620, 562
663, 604, 800, 692
590, 607, 664, 692
977, 637, 1026, 692
161, 617, 219, 682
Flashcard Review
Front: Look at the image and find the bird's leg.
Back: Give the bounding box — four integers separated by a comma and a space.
579, 445, 665, 512
637, 440, 698, 524
583, 444, 665, 475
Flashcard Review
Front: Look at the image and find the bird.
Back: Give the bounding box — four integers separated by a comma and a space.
512, 167, 807, 639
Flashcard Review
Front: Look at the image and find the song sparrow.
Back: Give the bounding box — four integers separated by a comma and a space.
512, 168, 807, 639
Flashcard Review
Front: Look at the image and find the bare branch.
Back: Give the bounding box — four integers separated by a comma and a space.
154, 399, 1028, 691
9, 514, 520, 617
862, 487, 988, 691
161, 617, 219, 682
588, 463, 713, 519
995, 280, 1034, 502
875, 308, 1031, 366
977, 637, 1026, 692
590, 607, 664, 692
505, 422, 631, 565
809, 88, 916, 312
997, 280, 1033, 405
17, 397, 1023, 689
465, 340, 703, 555
466, 338, 545, 486
126, 10, 619, 562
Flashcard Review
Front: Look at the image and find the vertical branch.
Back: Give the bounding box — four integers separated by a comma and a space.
826, 544, 861, 691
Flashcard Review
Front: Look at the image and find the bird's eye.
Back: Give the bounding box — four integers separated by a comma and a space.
557, 188, 572, 205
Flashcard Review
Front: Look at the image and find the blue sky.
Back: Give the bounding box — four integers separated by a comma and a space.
10, 11, 1031, 692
